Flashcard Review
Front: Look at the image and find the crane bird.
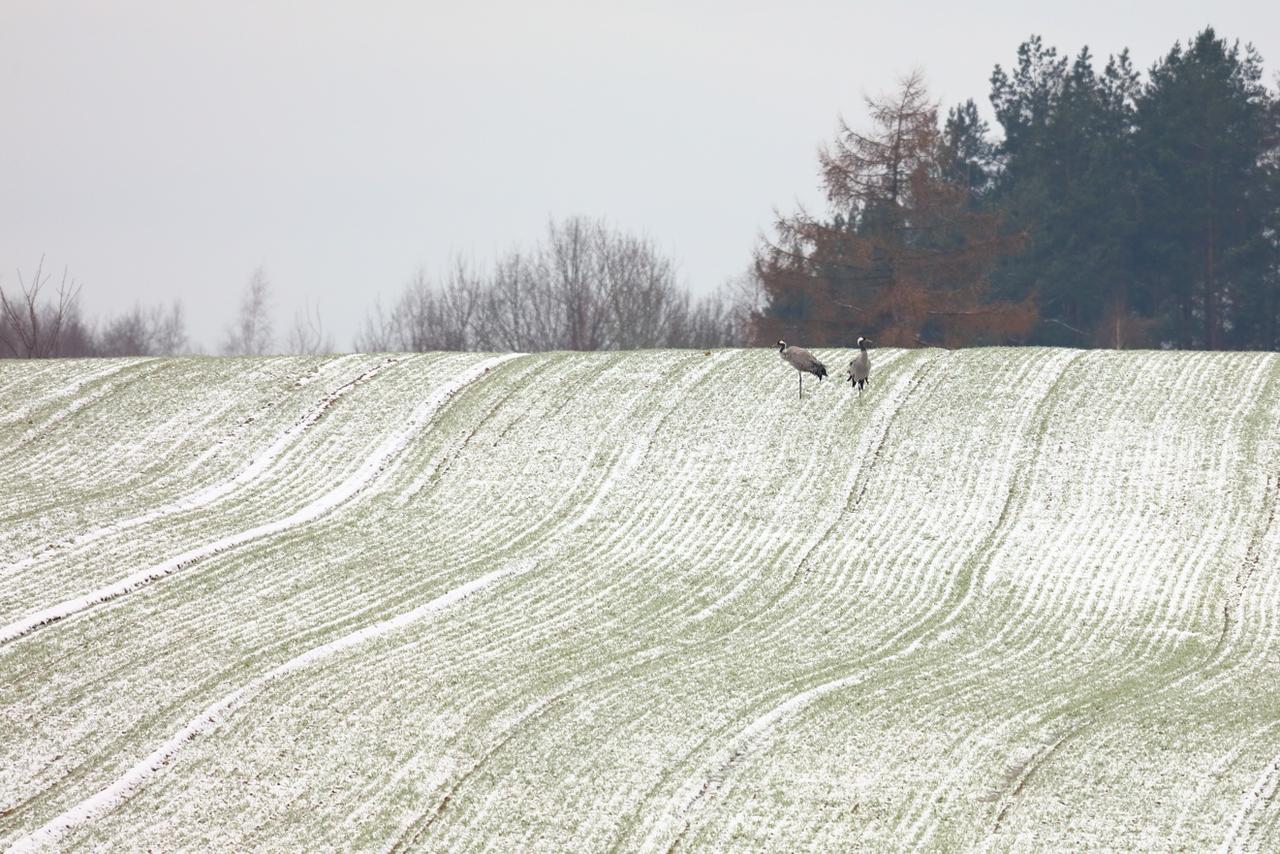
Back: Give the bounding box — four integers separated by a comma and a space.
846, 336, 871, 396
778, 340, 827, 400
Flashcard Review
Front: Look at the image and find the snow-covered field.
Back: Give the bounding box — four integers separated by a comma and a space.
1, 347, 1278, 851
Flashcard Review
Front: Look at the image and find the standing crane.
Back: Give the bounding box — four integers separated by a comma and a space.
847, 336, 871, 397
778, 340, 827, 400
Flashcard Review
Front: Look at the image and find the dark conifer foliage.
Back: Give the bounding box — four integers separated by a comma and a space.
760, 28, 1279, 351
1135, 29, 1279, 349
755, 71, 1036, 349
990, 29, 1279, 349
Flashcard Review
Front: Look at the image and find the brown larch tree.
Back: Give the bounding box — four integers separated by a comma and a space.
755, 70, 1036, 349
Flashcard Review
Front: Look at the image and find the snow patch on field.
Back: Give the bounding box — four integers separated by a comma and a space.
6, 558, 538, 853
0, 354, 517, 645
3, 348, 1279, 851
0, 356, 403, 583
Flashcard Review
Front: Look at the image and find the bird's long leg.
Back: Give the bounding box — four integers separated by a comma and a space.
798, 371, 802, 400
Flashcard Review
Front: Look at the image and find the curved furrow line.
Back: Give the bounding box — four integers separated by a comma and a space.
90, 348, 896, 850
0, 357, 367, 565
1215, 472, 1279, 654
4, 558, 540, 854
697, 348, 918, 617
1186, 563, 1280, 842
1189, 514, 1280, 848
0, 359, 142, 433
678, 348, 929, 636
965, 353, 1280, 846
865, 353, 1270, 849
1173, 720, 1280, 842
627, 349, 1083, 852
0, 355, 602, 832
385, 646, 668, 853
0, 355, 406, 584
1138, 357, 1280, 848
379, 351, 740, 848
0, 353, 701, 839
22, 350, 721, 850
0, 359, 166, 518
0, 355, 519, 646
2, 359, 163, 454
814, 348, 1069, 628
866, 351, 1272, 847
785, 349, 918, 585
388, 358, 562, 503
0, 359, 71, 410
156, 355, 360, 487
1220, 747, 1280, 853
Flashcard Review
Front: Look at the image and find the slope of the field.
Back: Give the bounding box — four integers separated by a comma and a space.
1, 347, 1278, 852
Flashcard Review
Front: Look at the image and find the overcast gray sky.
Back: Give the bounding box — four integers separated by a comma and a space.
3, 1, 1276, 352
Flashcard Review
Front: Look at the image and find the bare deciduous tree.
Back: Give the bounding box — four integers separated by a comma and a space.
477, 251, 545, 351
5, 231, 746, 359
539, 217, 610, 350
0, 256, 82, 358
151, 302, 188, 355
353, 298, 395, 352
353, 216, 751, 354
97, 301, 187, 356
222, 267, 274, 356
287, 299, 335, 355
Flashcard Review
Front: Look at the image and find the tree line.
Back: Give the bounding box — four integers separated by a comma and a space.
0, 218, 753, 358
352, 217, 750, 353
755, 27, 1280, 350
0, 256, 187, 358
6, 26, 1278, 358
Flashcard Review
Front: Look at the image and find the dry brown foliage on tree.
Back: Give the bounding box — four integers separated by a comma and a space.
755, 70, 1036, 349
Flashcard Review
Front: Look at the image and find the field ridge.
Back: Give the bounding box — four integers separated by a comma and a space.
1, 347, 1278, 851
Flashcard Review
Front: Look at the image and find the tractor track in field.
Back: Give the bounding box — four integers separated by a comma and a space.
977, 354, 1280, 843
2, 352, 713, 848
787, 348, 933, 587
386, 351, 736, 851
0, 355, 512, 646
4, 558, 540, 853
0, 355, 406, 587
642, 349, 1083, 853
6, 348, 1280, 850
